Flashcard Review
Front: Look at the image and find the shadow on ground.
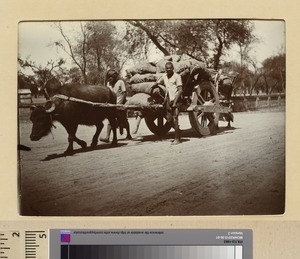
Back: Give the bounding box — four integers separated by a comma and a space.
42, 142, 128, 161
130, 126, 238, 144
41, 127, 238, 160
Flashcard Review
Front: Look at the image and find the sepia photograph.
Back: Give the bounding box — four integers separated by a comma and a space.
17, 19, 285, 216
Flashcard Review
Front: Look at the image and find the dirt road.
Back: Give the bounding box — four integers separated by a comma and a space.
18, 108, 285, 216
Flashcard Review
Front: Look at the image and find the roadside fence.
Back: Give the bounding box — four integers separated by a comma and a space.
231, 93, 285, 112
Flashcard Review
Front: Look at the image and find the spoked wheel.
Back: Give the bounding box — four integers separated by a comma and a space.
188, 81, 220, 136
145, 112, 172, 136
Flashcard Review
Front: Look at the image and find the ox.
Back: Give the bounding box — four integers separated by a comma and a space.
30, 83, 121, 155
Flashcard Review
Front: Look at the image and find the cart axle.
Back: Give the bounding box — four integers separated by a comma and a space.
186, 104, 232, 113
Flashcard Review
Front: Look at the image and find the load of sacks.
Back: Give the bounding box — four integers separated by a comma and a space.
125, 55, 212, 106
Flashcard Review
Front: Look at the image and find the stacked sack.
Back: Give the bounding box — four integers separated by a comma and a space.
126, 55, 211, 105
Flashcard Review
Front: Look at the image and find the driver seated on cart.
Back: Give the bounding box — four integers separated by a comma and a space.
151, 61, 183, 145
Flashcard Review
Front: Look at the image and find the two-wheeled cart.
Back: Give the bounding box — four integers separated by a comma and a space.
122, 67, 235, 137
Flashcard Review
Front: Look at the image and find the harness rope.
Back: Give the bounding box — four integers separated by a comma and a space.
52, 94, 125, 108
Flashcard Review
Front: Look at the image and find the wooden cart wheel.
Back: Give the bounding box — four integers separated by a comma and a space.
145, 112, 172, 136
188, 81, 220, 136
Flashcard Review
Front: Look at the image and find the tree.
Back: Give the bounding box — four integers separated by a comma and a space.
123, 22, 153, 62
128, 20, 171, 56
68, 67, 82, 83
85, 21, 119, 84
245, 57, 265, 95
208, 20, 255, 70
18, 58, 64, 99
54, 22, 90, 84
127, 20, 211, 62
18, 72, 36, 89
170, 20, 211, 63
54, 21, 131, 85
17, 71, 40, 97
126, 20, 255, 69
262, 53, 285, 94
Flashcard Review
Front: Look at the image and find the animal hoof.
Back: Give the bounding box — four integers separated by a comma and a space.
100, 138, 110, 143
110, 141, 118, 147
126, 135, 132, 140
64, 150, 74, 156
81, 142, 87, 149
171, 139, 182, 145
91, 141, 98, 147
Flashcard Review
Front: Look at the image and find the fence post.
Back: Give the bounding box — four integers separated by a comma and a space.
278, 95, 281, 106
243, 97, 248, 111
255, 96, 260, 109
267, 96, 271, 107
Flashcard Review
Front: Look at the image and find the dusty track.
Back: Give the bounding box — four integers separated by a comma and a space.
18, 108, 285, 216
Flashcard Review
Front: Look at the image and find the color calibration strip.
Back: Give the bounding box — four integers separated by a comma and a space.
60, 245, 243, 259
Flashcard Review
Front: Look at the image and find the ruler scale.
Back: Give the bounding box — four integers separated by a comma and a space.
25, 231, 47, 259
0, 231, 21, 259
0, 230, 48, 259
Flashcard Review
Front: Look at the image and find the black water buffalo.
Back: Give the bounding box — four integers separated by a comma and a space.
30, 83, 120, 155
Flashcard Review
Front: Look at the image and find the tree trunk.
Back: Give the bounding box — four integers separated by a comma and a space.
213, 36, 223, 70
82, 72, 88, 84
278, 67, 285, 93
263, 75, 269, 95
249, 75, 253, 96
269, 81, 278, 95
96, 49, 101, 72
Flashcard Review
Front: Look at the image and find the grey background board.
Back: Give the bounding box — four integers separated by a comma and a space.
50, 229, 252, 259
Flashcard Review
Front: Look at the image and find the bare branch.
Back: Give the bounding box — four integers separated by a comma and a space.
128, 21, 170, 56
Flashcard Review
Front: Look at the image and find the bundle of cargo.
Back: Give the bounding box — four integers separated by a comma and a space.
126, 56, 212, 104
128, 73, 163, 84
125, 93, 156, 118
128, 72, 164, 95
126, 92, 154, 106
130, 82, 158, 95
125, 61, 157, 76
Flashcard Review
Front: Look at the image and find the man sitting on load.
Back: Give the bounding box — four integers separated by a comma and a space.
151, 62, 183, 145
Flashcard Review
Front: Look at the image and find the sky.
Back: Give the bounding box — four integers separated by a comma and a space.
18, 20, 285, 75
228, 20, 285, 64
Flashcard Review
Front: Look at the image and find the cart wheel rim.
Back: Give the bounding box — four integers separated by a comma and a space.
145, 113, 172, 136
189, 81, 220, 136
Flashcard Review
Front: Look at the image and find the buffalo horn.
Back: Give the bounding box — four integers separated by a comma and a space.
45, 101, 56, 113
